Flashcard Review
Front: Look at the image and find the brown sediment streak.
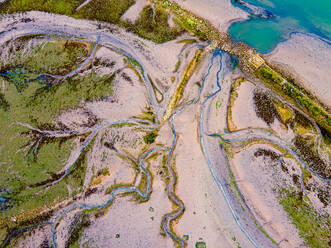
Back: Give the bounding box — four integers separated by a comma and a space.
163, 48, 203, 121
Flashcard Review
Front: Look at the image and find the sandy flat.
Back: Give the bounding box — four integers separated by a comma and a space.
169, 55, 256, 248
172, 0, 248, 32
121, 0, 150, 23
231, 81, 269, 130
172, 106, 244, 248
231, 144, 305, 248
82, 177, 173, 247
268, 33, 331, 107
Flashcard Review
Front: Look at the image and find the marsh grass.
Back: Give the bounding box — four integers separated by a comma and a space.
65, 213, 91, 248
0, 92, 9, 111
123, 5, 182, 43
29, 72, 115, 125
0, 0, 134, 24
0, 39, 115, 232
0, 0, 182, 44
279, 189, 331, 248
77, 0, 134, 24
143, 132, 158, 144
20, 41, 88, 75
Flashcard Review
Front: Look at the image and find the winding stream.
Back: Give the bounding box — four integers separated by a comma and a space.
1, 11, 326, 248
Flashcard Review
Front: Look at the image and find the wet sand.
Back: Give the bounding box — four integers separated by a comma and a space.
267, 33, 331, 107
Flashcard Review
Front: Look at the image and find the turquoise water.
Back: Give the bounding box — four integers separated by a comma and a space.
229, 0, 331, 53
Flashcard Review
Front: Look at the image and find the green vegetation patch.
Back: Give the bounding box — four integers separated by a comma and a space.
0, 37, 115, 233
259, 66, 283, 84
0, 0, 83, 16
279, 189, 331, 247
0, 0, 184, 44
134, 109, 156, 123
195, 241, 206, 248
77, 0, 134, 24
29, 72, 114, 125
65, 213, 91, 248
143, 131, 158, 144
256, 65, 331, 133
98, 167, 110, 176
0, 0, 135, 25
0, 92, 9, 111
163, 48, 203, 121
3, 40, 89, 78
0, 67, 40, 92
176, 38, 197, 45
123, 5, 182, 43
274, 102, 293, 124
23, 41, 88, 75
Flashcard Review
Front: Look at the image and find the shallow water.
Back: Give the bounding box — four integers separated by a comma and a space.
229, 0, 331, 53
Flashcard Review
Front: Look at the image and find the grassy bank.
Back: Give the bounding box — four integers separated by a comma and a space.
0, 0, 182, 44
123, 5, 182, 43
0, 0, 135, 24
256, 65, 331, 133
0, 37, 116, 245
279, 189, 330, 248
163, 48, 203, 121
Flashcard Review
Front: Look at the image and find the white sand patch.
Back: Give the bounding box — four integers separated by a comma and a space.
85, 68, 147, 122
172, 0, 248, 32
121, 0, 149, 23
231, 144, 305, 247
269, 118, 295, 141
230, 81, 295, 141
303, 174, 331, 216
83, 134, 136, 194
75, 0, 92, 11
93, 46, 126, 76
231, 81, 268, 130
168, 13, 176, 28
268, 33, 331, 107
1, 78, 5, 92
58, 109, 95, 131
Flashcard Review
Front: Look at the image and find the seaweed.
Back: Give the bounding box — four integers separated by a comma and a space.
254, 148, 280, 161
253, 89, 281, 125
65, 213, 91, 248
294, 135, 330, 180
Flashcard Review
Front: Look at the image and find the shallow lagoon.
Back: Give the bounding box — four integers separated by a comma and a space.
229, 0, 331, 53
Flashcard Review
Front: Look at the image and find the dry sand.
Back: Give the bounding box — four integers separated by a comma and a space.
231, 81, 268, 130
85, 68, 148, 123
231, 144, 305, 248
172, 106, 244, 248
230, 81, 295, 141
121, 0, 150, 23
82, 171, 173, 247
168, 55, 256, 248
267, 33, 331, 107
172, 0, 248, 32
